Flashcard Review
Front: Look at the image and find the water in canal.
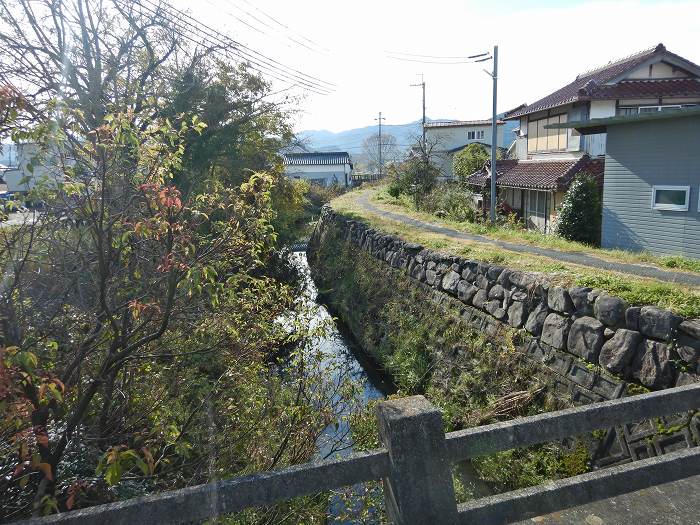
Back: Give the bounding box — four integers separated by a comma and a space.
290, 252, 393, 522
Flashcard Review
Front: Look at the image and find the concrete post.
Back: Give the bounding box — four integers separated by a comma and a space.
375, 395, 459, 524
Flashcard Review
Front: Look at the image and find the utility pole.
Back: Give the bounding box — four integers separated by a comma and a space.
375, 111, 386, 177
410, 74, 426, 150
484, 45, 499, 224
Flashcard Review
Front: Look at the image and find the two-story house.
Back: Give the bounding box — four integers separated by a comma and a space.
467, 43, 700, 232
424, 119, 507, 180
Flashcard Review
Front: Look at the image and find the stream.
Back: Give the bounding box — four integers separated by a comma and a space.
291, 252, 393, 522
291, 252, 492, 520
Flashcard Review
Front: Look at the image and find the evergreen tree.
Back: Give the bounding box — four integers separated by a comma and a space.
556, 174, 602, 246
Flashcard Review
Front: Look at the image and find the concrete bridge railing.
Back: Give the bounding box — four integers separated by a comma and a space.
19, 383, 700, 525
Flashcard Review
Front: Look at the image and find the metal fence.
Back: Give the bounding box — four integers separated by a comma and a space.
18, 382, 700, 525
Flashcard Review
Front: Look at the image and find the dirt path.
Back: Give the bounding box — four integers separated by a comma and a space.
356, 193, 700, 287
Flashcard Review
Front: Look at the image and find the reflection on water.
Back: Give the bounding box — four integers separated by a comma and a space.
291, 252, 389, 523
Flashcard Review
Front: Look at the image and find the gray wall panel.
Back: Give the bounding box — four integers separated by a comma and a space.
602, 115, 700, 258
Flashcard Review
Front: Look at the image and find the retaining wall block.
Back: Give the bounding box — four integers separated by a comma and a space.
632, 339, 675, 389
525, 301, 549, 337
486, 265, 504, 281
679, 319, 700, 340
676, 334, 700, 368
541, 313, 571, 351
638, 306, 681, 341
567, 316, 606, 362
599, 329, 642, 374
472, 290, 488, 310
594, 295, 628, 327
441, 270, 461, 295
548, 287, 574, 314
457, 282, 478, 304
509, 271, 536, 290
496, 268, 511, 287
569, 287, 593, 316
507, 301, 528, 328
488, 284, 505, 300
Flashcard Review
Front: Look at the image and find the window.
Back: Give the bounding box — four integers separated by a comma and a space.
467, 130, 485, 140
618, 104, 697, 116
477, 130, 484, 139
527, 114, 568, 152
468, 131, 475, 139
651, 185, 689, 211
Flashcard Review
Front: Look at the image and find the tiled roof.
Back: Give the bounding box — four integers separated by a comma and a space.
424, 119, 505, 128
587, 78, 700, 100
466, 155, 604, 191
282, 152, 351, 166
507, 44, 700, 119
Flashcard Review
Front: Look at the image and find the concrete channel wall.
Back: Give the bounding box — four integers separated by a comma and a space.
312, 205, 700, 465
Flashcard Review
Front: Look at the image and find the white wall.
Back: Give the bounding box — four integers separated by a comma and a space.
3, 144, 63, 193
284, 163, 350, 186
425, 124, 505, 151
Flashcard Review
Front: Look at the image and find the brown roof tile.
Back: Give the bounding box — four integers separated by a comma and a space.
588, 78, 700, 100
506, 44, 700, 119
466, 156, 604, 192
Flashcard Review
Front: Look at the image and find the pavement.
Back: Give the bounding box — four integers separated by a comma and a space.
512, 474, 700, 525
356, 193, 700, 287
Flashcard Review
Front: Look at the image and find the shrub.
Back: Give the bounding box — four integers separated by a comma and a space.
386, 157, 439, 199
420, 183, 477, 223
556, 174, 602, 246
453, 143, 501, 182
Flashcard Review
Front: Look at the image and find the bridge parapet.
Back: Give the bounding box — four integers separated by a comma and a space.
18, 383, 700, 525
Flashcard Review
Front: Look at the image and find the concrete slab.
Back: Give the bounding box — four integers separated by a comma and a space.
512, 475, 700, 525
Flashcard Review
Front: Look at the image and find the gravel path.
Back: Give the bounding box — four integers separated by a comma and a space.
357, 193, 700, 287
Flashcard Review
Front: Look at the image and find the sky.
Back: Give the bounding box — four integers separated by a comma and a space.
175, 0, 700, 133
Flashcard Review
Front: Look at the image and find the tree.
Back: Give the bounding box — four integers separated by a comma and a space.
362, 133, 400, 174
386, 156, 439, 201
453, 143, 500, 182
0, 2, 342, 521
556, 174, 602, 245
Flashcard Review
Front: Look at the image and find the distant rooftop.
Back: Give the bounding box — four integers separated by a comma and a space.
425, 119, 505, 129
282, 151, 352, 166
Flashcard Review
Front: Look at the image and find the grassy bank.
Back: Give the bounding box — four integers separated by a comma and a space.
330, 186, 700, 317
308, 219, 592, 496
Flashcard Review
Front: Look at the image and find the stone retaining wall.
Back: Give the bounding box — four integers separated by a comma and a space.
312, 206, 700, 466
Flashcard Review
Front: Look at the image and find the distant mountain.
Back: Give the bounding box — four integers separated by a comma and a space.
297, 120, 425, 157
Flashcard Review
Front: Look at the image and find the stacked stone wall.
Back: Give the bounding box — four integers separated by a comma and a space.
311, 206, 700, 466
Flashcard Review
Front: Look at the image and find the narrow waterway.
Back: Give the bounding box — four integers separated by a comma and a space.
291, 252, 392, 522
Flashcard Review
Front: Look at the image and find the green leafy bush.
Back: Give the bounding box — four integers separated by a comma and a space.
453, 143, 501, 182
420, 183, 477, 223
556, 174, 602, 246
385, 157, 439, 199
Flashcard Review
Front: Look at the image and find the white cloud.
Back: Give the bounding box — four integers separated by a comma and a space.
179, 0, 700, 132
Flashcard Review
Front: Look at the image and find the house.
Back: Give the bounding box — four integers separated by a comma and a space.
282, 151, 353, 187
557, 107, 700, 258
1, 143, 63, 195
424, 119, 507, 180
467, 43, 700, 232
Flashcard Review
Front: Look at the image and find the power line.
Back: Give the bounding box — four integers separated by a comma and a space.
386, 54, 492, 65
124, 0, 335, 94
237, 0, 330, 53
204, 0, 326, 56
126, 0, 331, 94
146, 0, 336, 88
386, 50, 483, 60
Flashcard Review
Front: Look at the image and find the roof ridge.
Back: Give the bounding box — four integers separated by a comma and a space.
576, 43, 663, 80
